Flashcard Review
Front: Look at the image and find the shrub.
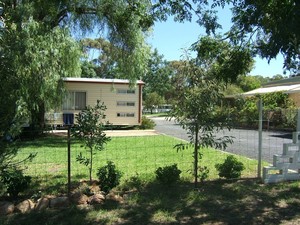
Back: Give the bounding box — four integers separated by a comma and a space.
1, 167, 31, 198
215, 155, 245, 179
198, 166, 209, 183
119, 174, 144, 191
140, 116, 155, 129
155, 164, 181, 185
96, 161, 122, 193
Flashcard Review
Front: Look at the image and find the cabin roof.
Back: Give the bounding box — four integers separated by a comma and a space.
63, 77, 145, 85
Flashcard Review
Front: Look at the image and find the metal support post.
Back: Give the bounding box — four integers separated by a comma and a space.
258, 99, 263, 178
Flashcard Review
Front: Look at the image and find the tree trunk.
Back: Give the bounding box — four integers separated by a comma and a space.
29, 102, 45, 137
89, 147, 93, 183
194, 124, 199, 188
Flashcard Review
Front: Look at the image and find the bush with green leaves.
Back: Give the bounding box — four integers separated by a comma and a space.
155, 164, 181, 185
215, 155, 245, 179
198, 166, 209, 183
1, 167, 31, 198
96, 161, 122, 193
119, 174, 144, 192
140, 116, 155, 129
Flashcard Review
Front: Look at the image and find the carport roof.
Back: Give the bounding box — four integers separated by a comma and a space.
243, 84, 300, 96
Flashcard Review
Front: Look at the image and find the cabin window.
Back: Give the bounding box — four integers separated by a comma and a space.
117, 101, 135, 107
117, 89, 136, 94
63, 91, 86, 110
117, 112, 135, 117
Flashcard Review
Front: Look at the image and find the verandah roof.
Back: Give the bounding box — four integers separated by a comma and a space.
243, 84, 300, 96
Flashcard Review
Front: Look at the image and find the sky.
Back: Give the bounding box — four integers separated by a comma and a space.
147, 5, 286, 78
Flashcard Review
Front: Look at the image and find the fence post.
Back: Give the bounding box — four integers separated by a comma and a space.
67, 125, 71, 197
258, 98, 263, 179
297, 109, 300, 133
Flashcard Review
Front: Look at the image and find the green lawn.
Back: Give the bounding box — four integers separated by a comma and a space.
14, 134, 260, 195
2, 134, 300, 224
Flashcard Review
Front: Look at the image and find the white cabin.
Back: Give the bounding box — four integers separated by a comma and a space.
45, 78, 144, 126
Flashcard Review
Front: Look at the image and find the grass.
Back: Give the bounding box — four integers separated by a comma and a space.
13, 134, 260, 195
1, 134, 300, 224
1, 179, 300, 224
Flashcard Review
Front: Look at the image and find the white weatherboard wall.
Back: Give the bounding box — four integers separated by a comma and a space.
45, 78, 144, 126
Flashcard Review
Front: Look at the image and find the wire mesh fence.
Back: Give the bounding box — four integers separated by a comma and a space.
14, 108, 299, 193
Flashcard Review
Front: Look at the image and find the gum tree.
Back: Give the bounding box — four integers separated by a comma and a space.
170, 36, 253, 187
72, 100, 111, 183
230, 0, 300, 74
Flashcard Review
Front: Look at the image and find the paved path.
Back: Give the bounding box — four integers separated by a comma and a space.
105, 129, 158, 137
150, 116, 293, 163
48, 129, 158, 137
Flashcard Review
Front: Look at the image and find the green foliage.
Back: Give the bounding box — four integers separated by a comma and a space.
231, 0, 300, 73
155, 164, 181, 185
96, 161, 122, 193
142, 49, 173, 101
198, 166, 210, 183
80, 61, 97, 78
232, 92, 296, 128
120, 174, 144, 191
238, 96, 259, 126
1, 167, 31, 198
215, 155, 245, 179
144, 92, 165, 114
261, 92, 295, 110
236, 75, 262, 92
192, 36, 254, 83
72, 100, 111, 182
169, 36, 251, 187
140, 116, 155, 129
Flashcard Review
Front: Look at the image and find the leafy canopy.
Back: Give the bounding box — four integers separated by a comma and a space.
230, 0, 300, 74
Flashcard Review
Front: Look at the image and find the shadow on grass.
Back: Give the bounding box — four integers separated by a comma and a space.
2, 179, 300, 225
119, 178, 300, 225
23, 174, 87, 198
17, 133, 82, 149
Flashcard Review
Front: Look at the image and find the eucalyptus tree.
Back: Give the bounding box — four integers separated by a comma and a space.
144, 92, 165, 114
72, 100, 111, 183
230, 0, 300, 74
142, 49, 173, 101
170, 36, 253, 187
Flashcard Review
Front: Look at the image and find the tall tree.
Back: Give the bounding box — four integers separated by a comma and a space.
81, 38, 118, 78
236, 75, 262, 92
230, 0, 300, 74
144, 92, 165, 114
171, 36, 253, 188
0, 18, 82, 133
0, 0, 155, 132
142, 49, 173, 101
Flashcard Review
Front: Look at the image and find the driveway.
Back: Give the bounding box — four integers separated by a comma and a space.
150, 116, 293, 163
